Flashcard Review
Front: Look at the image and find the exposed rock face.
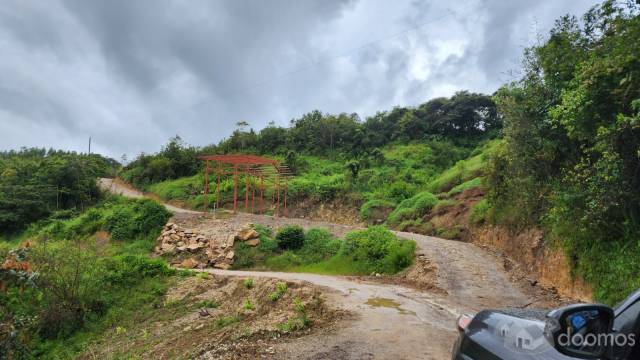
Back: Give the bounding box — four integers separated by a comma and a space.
236, 227, 259, 242
155, 222, 262, 269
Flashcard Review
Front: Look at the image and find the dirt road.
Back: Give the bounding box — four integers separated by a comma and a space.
98, 178, 200, 214
100, 178, 542, 359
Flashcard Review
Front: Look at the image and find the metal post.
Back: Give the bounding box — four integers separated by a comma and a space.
284, 176, 288, 217
251, 172, 255, 213
216, 161, 221, 211
233, 165, 238, 213
276, 174, 280, 217
260, 176, 264, 214
203, 160, 209, 214
245, 165, 249, 211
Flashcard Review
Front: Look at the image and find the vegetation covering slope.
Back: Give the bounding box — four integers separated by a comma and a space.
0, 148, 118, 234
485, 1, 640, 303
1, 196, 174, 358
118, 2, 640, 304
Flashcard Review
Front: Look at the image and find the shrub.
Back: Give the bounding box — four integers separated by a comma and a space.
242, 298, 254, 311
30, 243, 106, 339
469, 199, 491, 225
243, 278, 253, 289
275, 225, 305, 250
268, 282, 288, 302
265, 251, 302, 270
387, 191, 438, 226
105, 199, 170, 241
106, 206, 136, 241
341, 226, 415, 274
278, 297, 310, 333
386, 181, 416, 202
101, 254, 174, 286
297, 229, 341, 264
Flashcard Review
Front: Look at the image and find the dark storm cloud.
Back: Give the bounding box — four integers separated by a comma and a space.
0, 0, 596, 158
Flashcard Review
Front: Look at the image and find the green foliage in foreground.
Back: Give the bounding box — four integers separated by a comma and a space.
234, 225, 415, 276
1, 197, 174, 358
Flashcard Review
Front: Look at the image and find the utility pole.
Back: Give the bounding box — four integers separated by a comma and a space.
88, 136, 92, 154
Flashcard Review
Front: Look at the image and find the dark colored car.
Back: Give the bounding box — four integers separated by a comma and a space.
452, 290, 640, 360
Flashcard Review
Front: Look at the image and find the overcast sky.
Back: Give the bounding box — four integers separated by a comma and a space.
0, 0, 596, 159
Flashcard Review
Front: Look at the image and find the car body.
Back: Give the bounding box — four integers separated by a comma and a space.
452, 290, 640, 360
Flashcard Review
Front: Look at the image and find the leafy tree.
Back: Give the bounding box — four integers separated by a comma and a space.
487, 0, 640, 303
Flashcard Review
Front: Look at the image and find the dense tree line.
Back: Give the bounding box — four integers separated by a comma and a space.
123, 91, 500, 186
486, 1, 639, 302
0, 149, 117, 233
121, 136, 200, 187
219, 90, 499, 156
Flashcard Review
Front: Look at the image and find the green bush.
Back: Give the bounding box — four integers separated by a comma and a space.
106, 199, 170, 241
101, 254, 174, 286
29, 243, 106, 339
243, 278, 254, 289
265, 251, 302, 270
297, 229, 341, 264
341, 226, 415, 274
267, 282, 288, 302
105, 206, 136, 241
469, 199, 491, 225
387, 191, 438, 226
275, 225, 305, 250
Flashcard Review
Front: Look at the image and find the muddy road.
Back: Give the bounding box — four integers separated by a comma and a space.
99, 178, 548, 359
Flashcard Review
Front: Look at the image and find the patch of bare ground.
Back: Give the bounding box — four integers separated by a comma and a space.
364, 254, 446, 295
285, 197, 364, 226
79, 275, 346, 360
426, 186, 591, 303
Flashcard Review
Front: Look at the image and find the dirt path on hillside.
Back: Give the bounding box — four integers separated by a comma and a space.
99, 178, 549, 359
98, 178, 200, 214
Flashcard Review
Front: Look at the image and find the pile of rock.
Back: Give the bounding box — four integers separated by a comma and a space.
154, 222, 262, 270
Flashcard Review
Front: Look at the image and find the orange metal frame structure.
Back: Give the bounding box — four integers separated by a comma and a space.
198, 154, 292, 216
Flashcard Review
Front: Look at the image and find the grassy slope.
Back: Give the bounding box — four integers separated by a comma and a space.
142, 141, 485, 215
2, 196, 179, 359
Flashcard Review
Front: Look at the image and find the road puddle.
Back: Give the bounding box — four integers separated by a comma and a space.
365, 297, 415, 315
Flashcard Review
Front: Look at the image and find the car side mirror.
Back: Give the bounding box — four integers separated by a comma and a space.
544, 304, 614, 359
